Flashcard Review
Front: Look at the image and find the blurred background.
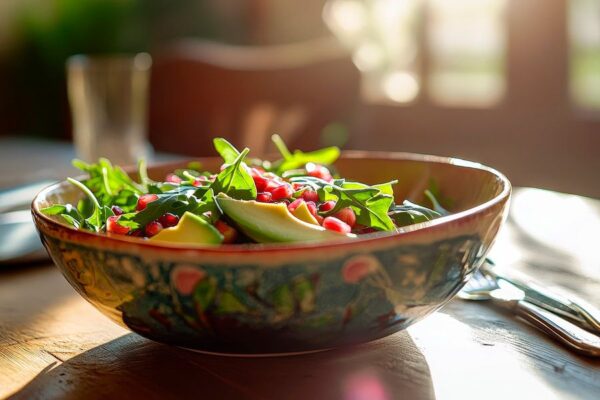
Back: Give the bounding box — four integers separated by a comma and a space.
0, 0, 599, 197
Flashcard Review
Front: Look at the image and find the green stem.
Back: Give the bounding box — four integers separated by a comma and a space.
271, 134, 292, 160
137, 159, 150, 191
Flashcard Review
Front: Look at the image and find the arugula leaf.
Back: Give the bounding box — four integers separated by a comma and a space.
290, 176, 396, 231
41, 204, 85, 229
210, 148, 256, 200
72, 158, 143, 212
213, 138, 241, 164
127, 186, 221, 227
51, 177, 115, 231
130, 189, 198, 227
270, 134, 340, 173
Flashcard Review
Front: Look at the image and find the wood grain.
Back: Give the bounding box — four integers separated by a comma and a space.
2, 189, 600, 399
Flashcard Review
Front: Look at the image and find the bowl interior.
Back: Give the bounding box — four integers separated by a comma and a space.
35, 152, 507, 227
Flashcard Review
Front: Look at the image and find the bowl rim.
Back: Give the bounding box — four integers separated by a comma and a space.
31, 150, 511, 254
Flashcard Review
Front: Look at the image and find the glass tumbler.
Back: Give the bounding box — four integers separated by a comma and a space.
67, 53, 152, 166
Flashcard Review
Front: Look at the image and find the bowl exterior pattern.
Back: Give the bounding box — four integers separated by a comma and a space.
36, 215, 502, 354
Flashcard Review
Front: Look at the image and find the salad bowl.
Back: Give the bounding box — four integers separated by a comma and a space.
31, 152, 510, 355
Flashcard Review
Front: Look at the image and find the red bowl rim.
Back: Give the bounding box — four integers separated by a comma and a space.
31, 151, 512, 255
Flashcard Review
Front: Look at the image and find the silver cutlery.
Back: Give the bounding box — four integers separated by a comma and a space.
459, 266, 600, 356
483, 264, 600, 334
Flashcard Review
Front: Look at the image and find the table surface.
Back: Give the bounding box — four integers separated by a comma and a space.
1, 138, 600, 400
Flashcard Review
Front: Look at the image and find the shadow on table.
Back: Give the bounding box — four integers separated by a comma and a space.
9, 331, 435, 400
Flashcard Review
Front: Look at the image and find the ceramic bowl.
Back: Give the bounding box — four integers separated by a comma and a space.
32, 152, 511, 355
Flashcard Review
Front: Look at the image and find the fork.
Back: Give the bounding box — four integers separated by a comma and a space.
459, 268, 600, 356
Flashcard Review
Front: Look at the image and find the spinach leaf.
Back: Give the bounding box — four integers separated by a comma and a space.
213, 138, 241, 164
210, 148, 256, 200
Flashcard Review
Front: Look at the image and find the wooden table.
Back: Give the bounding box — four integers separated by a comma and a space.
1, 139, 600, 399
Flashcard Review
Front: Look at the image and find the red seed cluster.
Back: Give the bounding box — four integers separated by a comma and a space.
136, 194, 158, 211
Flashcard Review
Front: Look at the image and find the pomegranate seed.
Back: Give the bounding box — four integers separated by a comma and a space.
192, 176, 209, 187
306, 163, 333, 181
136, 194, 158, 211
270, 184, 294, 201
130, 229, 144, 237
253, 174, 269, 192
287, 198, 305, 213
111, 205, 124, 216
334, 207, 356, 227
215, 220, 238, 243
316, 215, 324, 224
301, 190, 319, 202
166, 173, 182, 184
158, 213, 179, 228
264, 180, 280, 193
322, 216, 351, 234
106, 215, 130, 235
292, 183, 304, 191
319, 200, 336, 212
305, 201, 318, 218
145, 221, 163, 237
256, 192, 272, 203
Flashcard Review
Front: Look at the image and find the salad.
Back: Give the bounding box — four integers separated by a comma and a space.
42, 135, 448, 245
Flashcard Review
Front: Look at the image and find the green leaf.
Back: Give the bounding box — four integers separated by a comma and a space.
389, 200, 442, 227
195, 189, 221, 222
67, 177, 104, 231
270, 134, 340, 173
41, 203, 88, 229
289, 176, 396, 231
71, 157, 144, 212
210, 148, 257, 200
131, 189, 198, 227
213, 138, 241, 164
41, 204, 72, 216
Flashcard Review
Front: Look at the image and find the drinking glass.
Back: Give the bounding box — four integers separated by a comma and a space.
67, 53, 152, 165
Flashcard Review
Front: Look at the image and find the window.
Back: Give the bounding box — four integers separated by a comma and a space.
323, 0, 506, 107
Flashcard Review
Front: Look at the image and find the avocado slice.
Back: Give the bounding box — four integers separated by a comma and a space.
291, 201, 319, 225
216, 194, 356, 243
149, 211, 223, 245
